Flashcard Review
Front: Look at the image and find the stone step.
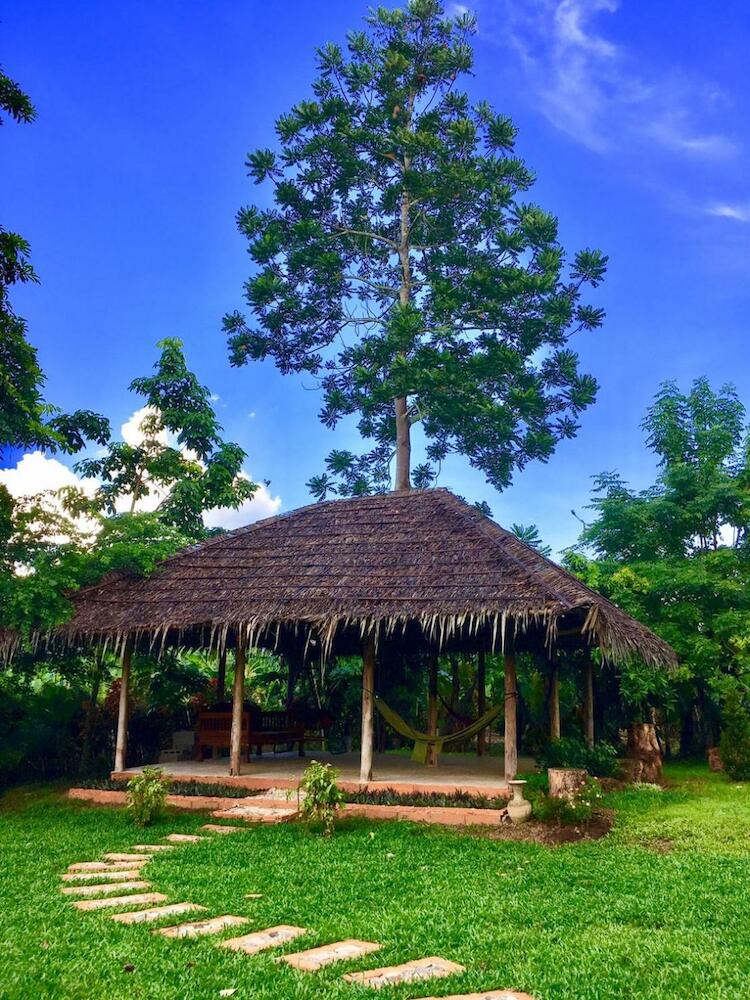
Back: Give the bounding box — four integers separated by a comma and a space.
413, 992, 534, 1000
220, 925, 308, 955
164, 833, 208, 843
112, 902, 207, 925
211, 804, 298, 825
200, 824, 245, 834
74, 892, 167, 912
281, 939, 381, 972
102, 853, 153, 863
61, 880, 151, 897
343, 957, 465, 989
62, 869, 144, 883
67, 860, 146, 872
131, 844, 175, 852
156, 915, 249, 939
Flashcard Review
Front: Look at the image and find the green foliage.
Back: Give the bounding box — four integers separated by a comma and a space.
126, 766, 169, 827
532, 775, 604, 826
298, 760, 344, 835
343, 787, 507, 809
226, 0, 606, 496
719, 691, 750, 781
79, 777, 263, 798
510, 522, 552, 557
536, 737, 620, 777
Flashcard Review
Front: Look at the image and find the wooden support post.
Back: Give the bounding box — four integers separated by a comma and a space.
584, 659, 595, 748
476, 648, 487, 757
549, 660, 561, 741
504, 652, 518, 781
229, 641, 246, 777
216, 648, 227, 703
360, 634, 376, 784
114, 638, 133, 773
427, 650, 439, 767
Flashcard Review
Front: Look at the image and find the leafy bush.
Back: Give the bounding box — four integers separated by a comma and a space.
532, 776, 604, 826
344, 787, 507, 809
720, 692, 750, 780
126, 766, 169, 826
536, 736, 619, 777
298, 760, 344, 836
79, 776, 264, 798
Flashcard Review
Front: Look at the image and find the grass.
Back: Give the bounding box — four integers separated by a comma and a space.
1, 765, 749, 999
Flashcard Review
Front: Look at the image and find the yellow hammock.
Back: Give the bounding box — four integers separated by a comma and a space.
373, 695, 501, 765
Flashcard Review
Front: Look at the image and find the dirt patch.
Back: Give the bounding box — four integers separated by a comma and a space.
644, 836, 675, 853
463, 809, 614, 845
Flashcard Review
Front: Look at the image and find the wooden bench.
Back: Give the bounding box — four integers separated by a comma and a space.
197, 705, 306, 760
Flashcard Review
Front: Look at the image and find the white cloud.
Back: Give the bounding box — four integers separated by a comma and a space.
203, 475, 282, 531
0, 451, 100, 543
492, 0, 735, 160
707, 201, 750, 223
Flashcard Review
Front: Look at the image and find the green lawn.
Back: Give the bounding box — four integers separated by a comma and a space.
1, 766, 749, 999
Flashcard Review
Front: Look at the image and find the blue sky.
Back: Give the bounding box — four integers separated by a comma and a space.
2, 0, 749, 554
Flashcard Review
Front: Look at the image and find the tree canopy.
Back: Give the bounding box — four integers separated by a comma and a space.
224, 0, 607, 498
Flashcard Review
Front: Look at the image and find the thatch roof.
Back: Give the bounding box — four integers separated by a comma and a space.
57, 489, 676, 668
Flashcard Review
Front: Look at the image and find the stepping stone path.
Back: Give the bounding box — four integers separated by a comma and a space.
61, 880, 152, 897
75, 891, 167, 912
344, 956, 465, 989
112, 902, 206, 925
62, 869, 144, 883
157, 915, 249, 938
282, 939, 381, 972
61, 828, 531, 998
212, 803, 298, 824
220, 925, 308, 955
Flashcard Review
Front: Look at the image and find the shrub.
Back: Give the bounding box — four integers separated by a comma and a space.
298, 760, 344, 836
126, 766, 169, 826
532, 776, 603, 826
536, 736, 619, 777
720, 692, 750, 781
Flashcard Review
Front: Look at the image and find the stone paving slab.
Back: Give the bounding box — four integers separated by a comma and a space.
156, 914, 249, 939
344, 957, 465, 989
211, 804, 298, 824
164, 833, 208, 843
281, 939, 381, 972
112, 902, 207, 925
220, 925, 308, 955
61, 880, 151, 897
200, 824, 245, 834
67, 861, 147, 872
131, 844, 175, 852
62, 869, 144, 883
74, 892, 168, 911
413, 993, 534, 1000
103, 852, 153, 862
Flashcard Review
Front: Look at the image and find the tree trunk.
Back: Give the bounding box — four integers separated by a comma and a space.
216, 648, 227, 703
394, 396, 411, 491
549, 661, 561, 741
229, 641, 246, 777
504, 652, 518, 781
549, 768, 587, 799
476, 649, 487, 757
427, 651, 439, 766
360, 634, 376, 784
584, 659, 595, 747
624, 722, 663, 784
114, 639, 133, 772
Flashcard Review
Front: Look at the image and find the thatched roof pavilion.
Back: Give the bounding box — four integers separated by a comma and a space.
60, 488, 676, 783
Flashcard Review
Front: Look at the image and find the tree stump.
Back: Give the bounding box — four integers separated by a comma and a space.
707, 746, 724, 772
625, 722, 663, 783
548, 768, 587, 799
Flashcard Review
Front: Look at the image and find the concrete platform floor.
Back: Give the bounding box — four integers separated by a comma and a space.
115, 751, 535, 797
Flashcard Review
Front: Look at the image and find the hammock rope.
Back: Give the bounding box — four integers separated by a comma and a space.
373, 695, 501, 765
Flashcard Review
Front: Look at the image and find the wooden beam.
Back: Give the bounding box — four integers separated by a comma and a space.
504, 652, 518, 781
360, 634, 376, 784
229, 642, 246, 777
476, 648, 487, 757
584, 659, 595, 747
114, 639, 133, 772
216, 648, 227, 703
427, 651, 439, 767
549, 660, 561, 741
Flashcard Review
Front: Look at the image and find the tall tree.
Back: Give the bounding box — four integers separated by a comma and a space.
0, 65, 109, 454
224, 0, 607, 498
73, 338, 257, 535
